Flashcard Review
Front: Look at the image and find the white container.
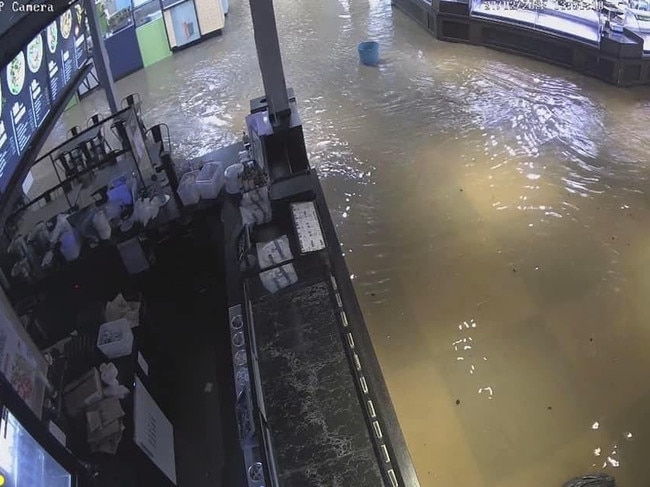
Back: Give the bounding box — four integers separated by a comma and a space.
97, 319, 134, 359
224, 163, 244, 194
60, 230, 81, 261
195, 162, 224, 200
177, 170, 200, 206
93, 210, 111, 240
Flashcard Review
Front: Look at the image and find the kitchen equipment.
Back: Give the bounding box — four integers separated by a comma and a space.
8, 235, 39, 277
41, 251, 54, 269
291, 201, 326, 254
11, 260, 32, 282
97, 319, 134, 359
231, 315, 243, 330
8, 235, 29, 259
232, 332, 244, 347
195, 161, 225, 200
225, 163, 244, 194
27, 223, 50, 254
59, 230, 82, 262
108, 176, 133, 207
256, 235, 293, 270
177, 170, 200, 206
160, 151, 179, 191
92, 210, 111, 240
91, 186, 109, 206
0, 410, 73, 487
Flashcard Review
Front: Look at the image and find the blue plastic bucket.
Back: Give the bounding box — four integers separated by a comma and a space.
358, 41, 379, 66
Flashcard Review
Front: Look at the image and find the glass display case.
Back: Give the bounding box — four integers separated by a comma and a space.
101, 0, 163, 35
133, 0, 163, 27
106, 7, 134, 36
0, 410, 72, 487
97, 0, 144, 80
469, 0, 603, 43
624, 4, 650, 30
468, 0, 650, 41
166, 0, 201, 47
99, 0, 166, 35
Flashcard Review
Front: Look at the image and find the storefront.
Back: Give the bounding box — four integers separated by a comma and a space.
98, 0, 226, 80
393, 0, 650, 85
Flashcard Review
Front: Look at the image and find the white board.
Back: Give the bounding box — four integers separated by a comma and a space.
133, 377, 177, 485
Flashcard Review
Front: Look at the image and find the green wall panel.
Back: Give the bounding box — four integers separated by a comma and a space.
136, 17, 172, 68
65, 94, 78, 111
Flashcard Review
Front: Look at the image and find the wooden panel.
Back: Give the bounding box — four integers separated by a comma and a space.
163, 9, 177, 48
194, 0, 224, 36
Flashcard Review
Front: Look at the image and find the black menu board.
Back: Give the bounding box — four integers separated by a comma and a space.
0, 1, 89, 193
58, 9, 76, 85
26, 32, 52, 128
0, 74, 20, 192
73, 4, 88, 69
4, 51, 38, 155
44, 20, 63, 102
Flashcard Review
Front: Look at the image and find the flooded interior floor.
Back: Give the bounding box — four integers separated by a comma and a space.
36, 0, 650, 485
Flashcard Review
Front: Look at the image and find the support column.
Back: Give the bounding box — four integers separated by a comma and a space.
248, 0, 291, 126
86, 0, 119, 114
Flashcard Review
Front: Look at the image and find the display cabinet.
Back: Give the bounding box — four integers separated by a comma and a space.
0, 410, 72, 487
160, 0, 224, 51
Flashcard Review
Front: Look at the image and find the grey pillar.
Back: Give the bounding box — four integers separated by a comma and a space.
86, 0, 119, 114
248, 0, 291, 125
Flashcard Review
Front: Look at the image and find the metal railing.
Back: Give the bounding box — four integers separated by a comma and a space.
4, 105, 147, 237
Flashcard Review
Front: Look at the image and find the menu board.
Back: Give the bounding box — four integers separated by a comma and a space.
58, 9, 76, 84
3, 50, 38, 157
73, 3, 89, 69
0, 74, 20, 192
26, 33, 52, 128
0, 2, 89, 193
44, 20, 63, 102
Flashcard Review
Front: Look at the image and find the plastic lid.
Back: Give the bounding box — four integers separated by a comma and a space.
180, 170, 199, 184
197, 162, 223, 181
225, 163, 244, 176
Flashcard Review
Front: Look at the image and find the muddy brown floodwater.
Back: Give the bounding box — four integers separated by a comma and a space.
43, 0, 650, 485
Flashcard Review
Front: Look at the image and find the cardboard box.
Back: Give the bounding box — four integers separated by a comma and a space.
88, 419, 123, 444
91, 430, 124, 455
86, 397, 125, 433
63, 368, 102, 417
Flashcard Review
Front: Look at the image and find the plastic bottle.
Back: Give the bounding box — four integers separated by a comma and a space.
93, 210, 112, 240
225, 163, 244, 194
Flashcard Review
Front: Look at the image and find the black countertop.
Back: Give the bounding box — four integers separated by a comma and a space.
250, 278, 384, 486
218, 137, 420, 486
